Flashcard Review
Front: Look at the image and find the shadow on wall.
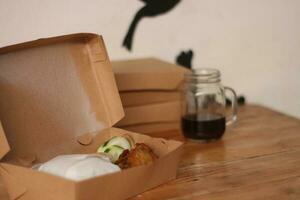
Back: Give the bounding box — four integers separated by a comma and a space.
122, 1, 246, 105
176, 50, 194, 69
175, 50, 246, 106
122, 0, 181, 51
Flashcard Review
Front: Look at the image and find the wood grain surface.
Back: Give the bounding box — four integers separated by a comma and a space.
1, 105, 300, 200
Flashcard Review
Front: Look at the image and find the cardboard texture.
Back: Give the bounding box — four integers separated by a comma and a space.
112, 58, 188, 92
121, 122, 180, 134
116, 101, 181, 127
0, 34, 183, 200
120, 91, 180, 107
112, 58, 186, 133
0, 123, 9, 160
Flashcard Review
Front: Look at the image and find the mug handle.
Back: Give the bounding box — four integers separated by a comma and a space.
224, 86, 238, 125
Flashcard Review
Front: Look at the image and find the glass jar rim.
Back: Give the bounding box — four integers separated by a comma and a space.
185, 68, 221, 83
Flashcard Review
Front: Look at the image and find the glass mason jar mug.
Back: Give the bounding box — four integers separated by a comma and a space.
181, 68, 237, 141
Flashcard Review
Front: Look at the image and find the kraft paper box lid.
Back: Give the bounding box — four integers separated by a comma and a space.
0, 34, 183, 200
112, 58, 188, 92
0, 33, 124, 162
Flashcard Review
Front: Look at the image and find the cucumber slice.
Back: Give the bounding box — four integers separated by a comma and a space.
106, 136, 132, 150
97, 136, 134, 162
97, 140, 110, 153
103, 145, 124, 162
98, 136, 132, 153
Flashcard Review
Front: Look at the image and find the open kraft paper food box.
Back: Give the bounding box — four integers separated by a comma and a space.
0, 33, 183, 200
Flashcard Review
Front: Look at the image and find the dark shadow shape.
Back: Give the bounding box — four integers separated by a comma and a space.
226, 95, 246, 106
123, 0, 181, 51
176, 50, 194, 69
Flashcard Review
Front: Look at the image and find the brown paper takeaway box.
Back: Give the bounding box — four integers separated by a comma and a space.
0, 34, 183, 200
112, 58, 188, 132
116, 101, 181, 127
112, 58, 186, 109
112, 58, 188, 92
119, 91, 180, 107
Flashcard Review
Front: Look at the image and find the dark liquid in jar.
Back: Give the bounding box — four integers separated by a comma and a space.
181, 114, 226, 140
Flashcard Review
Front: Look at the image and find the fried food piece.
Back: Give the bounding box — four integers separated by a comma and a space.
115, 150, 130, 169
116, 143, 158, 169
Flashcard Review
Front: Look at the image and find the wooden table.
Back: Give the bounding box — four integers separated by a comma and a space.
1, 105, 300, 199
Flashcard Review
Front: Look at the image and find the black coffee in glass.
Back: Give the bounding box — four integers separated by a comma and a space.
181, 68, 237, 141
181, 114, 226, 140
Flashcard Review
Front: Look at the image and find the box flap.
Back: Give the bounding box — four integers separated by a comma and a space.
0, 122, 10, 160
0, 164, 27, 199
112, 58, 188, 92
0, 33, 124, 162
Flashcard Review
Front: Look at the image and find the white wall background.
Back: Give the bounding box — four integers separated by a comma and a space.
0, 0, 300, 118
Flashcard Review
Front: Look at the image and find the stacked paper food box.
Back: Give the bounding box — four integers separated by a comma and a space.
112, 58, 188, 134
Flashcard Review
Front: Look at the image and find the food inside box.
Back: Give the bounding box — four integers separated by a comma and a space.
35, 134, 158, 181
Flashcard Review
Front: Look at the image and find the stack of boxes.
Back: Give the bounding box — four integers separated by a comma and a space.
112, 58, 188, 134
